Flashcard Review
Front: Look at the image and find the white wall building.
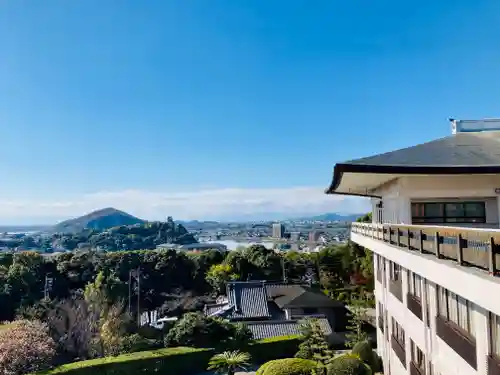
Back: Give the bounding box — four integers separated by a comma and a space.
327, 119, 500, 375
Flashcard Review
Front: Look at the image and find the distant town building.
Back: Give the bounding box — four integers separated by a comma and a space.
309, 231, 321, 242
290, 232, 300, 241
272, 223, 286, 238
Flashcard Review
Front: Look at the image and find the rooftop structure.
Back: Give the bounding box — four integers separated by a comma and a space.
204, 281, 346, 340
327, 118, 500, 375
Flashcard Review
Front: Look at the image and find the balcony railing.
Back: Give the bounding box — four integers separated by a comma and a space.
378, 316, 384, 332
391, 335, 406, 368
488, 354, 500, 375
407, 293, 423, 320
389, 279, 403, 301
410, 361, 425, 375
351, 222, 500, 275
436, 315, 477, 369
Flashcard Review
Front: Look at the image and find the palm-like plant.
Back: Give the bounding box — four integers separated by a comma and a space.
208, 350, 251, 375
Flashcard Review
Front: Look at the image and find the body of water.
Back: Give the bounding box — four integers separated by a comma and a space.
201, 239, 276, 251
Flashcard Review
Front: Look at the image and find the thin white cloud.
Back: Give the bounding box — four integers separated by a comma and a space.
0, 187, 370, 224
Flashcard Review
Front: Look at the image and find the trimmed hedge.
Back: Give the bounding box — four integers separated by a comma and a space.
327, 354, 372, 375
37, 347, 213, 375
257, 358, 316, 375
248, 335, 302, 364
38, 335, 301, 375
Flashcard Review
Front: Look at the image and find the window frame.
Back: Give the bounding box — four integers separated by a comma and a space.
411, 201, 486, 224
490, 313, 500, 358
437, 286, 475, 337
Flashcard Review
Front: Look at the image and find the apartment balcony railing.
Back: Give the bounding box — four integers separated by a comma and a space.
389, 279, 403, 301
378, 315, 384, 332
391, 335, 407, 368
410, 361, 425, 375
488, 354, 500, 375
407, 293, 423, 320
436, 315, 477, 369
351, 222, 500, 275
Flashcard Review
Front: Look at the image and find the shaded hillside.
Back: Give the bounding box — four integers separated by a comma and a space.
54, 216, 198, 251
53, 207, 145, 233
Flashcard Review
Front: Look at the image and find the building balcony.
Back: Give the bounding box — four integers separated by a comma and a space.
391, 335, 406, 368
351, 222, 500, 275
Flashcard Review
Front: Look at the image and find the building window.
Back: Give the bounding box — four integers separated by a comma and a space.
411, 202, 486, 224
437, 286, 475, 337
411, 340, 425, 372
303, 307, 318, 314
408, 271, 422, 299
376, 255, 385, 282
490, 313, 500, 358
392, 317, 405, 345
389, 261, 402, 282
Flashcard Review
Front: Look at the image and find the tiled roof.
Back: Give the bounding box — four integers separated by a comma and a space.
245, 317, 332, 340
227, 281, 270, 319
342, 131, 500, 168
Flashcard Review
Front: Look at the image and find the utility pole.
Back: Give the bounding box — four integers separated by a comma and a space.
44, 274, 53, 300
128, 270, 132, 316
129, 268, 141, 327
281, 257, 287, 283
137, 268, 141, 328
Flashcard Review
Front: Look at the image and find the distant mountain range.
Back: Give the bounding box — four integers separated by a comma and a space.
52, 207, 145, 233
295, 213, 364, 222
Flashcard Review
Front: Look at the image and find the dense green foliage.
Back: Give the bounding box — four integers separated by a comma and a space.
326, 354, 372, 375
165, 312, 252, 349
257, 358, 317, 375
0, 239, 373, 321
351, 341, 381, 373
37, 347, 213, 375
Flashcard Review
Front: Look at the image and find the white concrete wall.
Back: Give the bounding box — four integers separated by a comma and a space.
367, 236, 499, 375
372, 175, 500, 228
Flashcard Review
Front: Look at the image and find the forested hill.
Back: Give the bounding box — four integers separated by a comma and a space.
52, 207, 145, 233
53, 217, 197, 251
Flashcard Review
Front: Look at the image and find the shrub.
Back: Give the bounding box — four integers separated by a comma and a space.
327, 354, 372, 375
351, 341, 380, 373
0, 319, 57, 375
248, 335, 302, 364
257, 358, 316, 375
37, 347, 214, 375
165, 312, 251, 349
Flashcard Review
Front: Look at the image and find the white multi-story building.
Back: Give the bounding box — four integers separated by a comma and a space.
327, 118, 500, 375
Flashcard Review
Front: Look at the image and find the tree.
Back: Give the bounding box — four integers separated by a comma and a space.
208, 350, 251, 375
165, 312, 251, 349
345, 295, 369, 348
206, 264, 239, 294
295, 318, 334, 374
47, 296, 101, 360
0, 319, 57, 375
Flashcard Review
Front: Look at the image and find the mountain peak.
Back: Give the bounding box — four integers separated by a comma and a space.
53, 207, 145, 233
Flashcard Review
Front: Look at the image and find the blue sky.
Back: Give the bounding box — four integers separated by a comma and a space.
2, 0, 500, 223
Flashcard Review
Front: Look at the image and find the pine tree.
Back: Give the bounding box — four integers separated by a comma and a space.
295, 318, 334, 375
345, 294, 370, 348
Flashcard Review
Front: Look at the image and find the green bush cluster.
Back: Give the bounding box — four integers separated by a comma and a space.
351, 341, 381, 373
256, 358, 316, 375
326, 354, 372, 375
36, 347, 213, 375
